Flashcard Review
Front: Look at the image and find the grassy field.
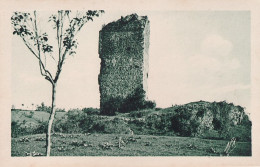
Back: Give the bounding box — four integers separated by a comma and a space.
11, 110, 65, 126
11, 133, 251, 156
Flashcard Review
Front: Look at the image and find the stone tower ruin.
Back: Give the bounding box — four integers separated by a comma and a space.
98, 14, 150, 115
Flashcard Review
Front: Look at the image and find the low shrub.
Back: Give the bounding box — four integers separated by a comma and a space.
128, 119, 146, 130
101, 87, 156, 115
34, 121, 48, 134
128, 112, 175, 136
11, 120, 36, 137
36, 102, 51, 113
65, 109, 88, 133
120, 87, 156, 113
54, 116, 68, 133
78, 115, 104, 133
82, 107, 100, 115
11, 121, 22, 138
101, 97, 122, 116
103, 117, 130, 134
56, 108, 66, 112
144, 100, 156, 109
228, 125, 251, 142
129, 109, 153, 118
171, 108, 196, 136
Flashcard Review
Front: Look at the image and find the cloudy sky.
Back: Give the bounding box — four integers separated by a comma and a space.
12, 11, 251, 112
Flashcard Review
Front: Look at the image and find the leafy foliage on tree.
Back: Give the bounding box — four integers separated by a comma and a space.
11, 11, 104, 84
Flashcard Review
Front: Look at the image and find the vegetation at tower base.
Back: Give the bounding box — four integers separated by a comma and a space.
12, 101, 251, 143
98, 14, 151, 115
102, 86, 156, 115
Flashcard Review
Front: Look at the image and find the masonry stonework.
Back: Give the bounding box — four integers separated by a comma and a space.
98, 14, 150, 114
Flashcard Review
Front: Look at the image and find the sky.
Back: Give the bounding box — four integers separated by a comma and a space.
12, 11, 251, 112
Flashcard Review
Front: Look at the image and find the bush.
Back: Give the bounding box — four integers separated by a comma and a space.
54, 116, 67, 133
23, 111, 34, 118
101, 97, 122, 116
144, 100, 156, 109
129, 109, 153, 118
120, 87, 156, 113
82, 107, 100, 115
53, 110, 126, 134
65, 109, 88, 133
227, 125, 251, 142
63, 114, 130, 134
11, 120, 36, 137
171, 107, 199, 137
143, 112, 175, 135
101, 87, 156, 115
34, 121, 48, 134
121, 87, 147, 112
78, 115, 103, 133
36, 102, 51, 113
103, 118, 130, 134
11, 121, 21, 138
56, 108, 66, 112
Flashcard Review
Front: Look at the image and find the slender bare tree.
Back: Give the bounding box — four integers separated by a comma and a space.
11, 10, 104, 156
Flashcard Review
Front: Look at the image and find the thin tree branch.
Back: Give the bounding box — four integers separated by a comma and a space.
22, 38, 38, 58
54, 11, 73, 82
59, 11, 64, 63
22, 36, 53, 83
24, 21, 34, 33
54, 11, 102, 82
57, 11, 60, 64
49, 54, 57, 62
33, 11, 54, 84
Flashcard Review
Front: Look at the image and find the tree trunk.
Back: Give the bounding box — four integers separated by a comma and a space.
46, 83, 57, 156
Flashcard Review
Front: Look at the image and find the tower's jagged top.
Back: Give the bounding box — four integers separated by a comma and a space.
101, 13, 149, 32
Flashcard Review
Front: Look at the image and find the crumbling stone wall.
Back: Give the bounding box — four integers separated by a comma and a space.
98, 14, 150, 115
